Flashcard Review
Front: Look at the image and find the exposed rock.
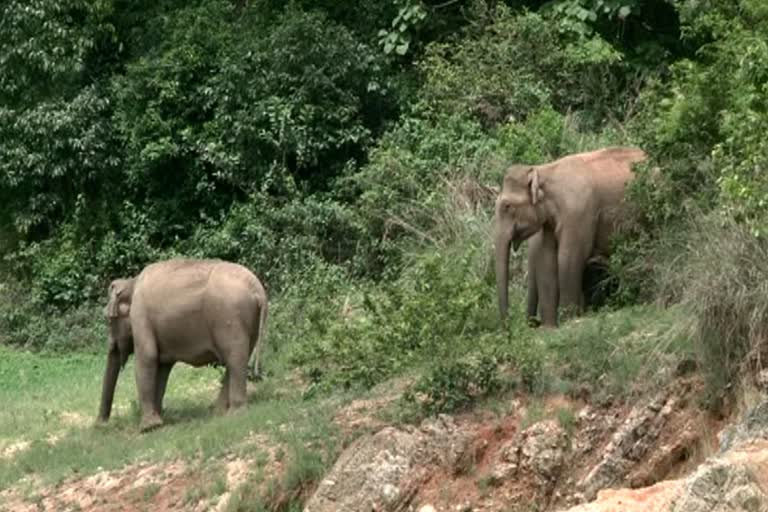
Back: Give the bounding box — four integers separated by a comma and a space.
719, 400, 768, 452
563, 400, 768, 512
490, 420, 568, 494
421, 414, 475, 475
670, 451, 768, 512
562, 440, 768, 512
571, 405, 619, 458
577, 390, 678, 500
627, 428, 699, 488
304, 415, 471, 512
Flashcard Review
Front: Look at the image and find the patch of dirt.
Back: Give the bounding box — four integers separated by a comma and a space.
333, 377, 413, 434
0, 440, 30, 460
0, 431, 288, 512
1, 411, 95, 462
0, 460, 191, 512
60, 411, 91, 428
335, 396, 394, 433
415, 413, 520, 510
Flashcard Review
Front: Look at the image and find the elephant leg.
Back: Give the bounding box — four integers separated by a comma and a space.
226, 353, 248, 412
214, 323, 249, 412
134, 330, 163, 432
526, 233, 541, 325
557, 237, 589, 321
154, 363, 174, 415
537, 230, 559, 327
214, 368, 230, 414
135, 359, 163, 432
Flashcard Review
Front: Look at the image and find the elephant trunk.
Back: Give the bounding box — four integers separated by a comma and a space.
98, 347, 121, 422
495, 229, 513, 323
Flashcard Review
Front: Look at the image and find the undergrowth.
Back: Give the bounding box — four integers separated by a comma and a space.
667, 216, 768, 409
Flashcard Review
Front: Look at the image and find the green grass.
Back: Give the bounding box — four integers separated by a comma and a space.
537, 304, 694, 399
0, 344, 341, 496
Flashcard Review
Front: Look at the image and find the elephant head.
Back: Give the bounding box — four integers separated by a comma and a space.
494, 164, 546, 321
98, 278, 135, 422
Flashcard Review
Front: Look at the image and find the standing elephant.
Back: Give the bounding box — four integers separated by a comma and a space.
97, 258, 269, 432
494, 147, 647, 327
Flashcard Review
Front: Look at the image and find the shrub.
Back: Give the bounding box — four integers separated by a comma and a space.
0, 279, 104, 351
417, 6, 623, 129
407, 354, 501, 415
290, 241, 516, 391
185, 192, 366, 292
612, 0, 768, 305
672, 216, 768, 407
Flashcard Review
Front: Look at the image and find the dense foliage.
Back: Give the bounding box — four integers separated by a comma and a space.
2, 0, 767, 409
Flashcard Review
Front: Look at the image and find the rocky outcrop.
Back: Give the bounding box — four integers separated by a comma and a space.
670, 445, 768, 512
490, 420, 568, 494
576, 390, 679, 500
305, 379, 767, 512
303, 415, 472, 512
563, 439, 768, 512
719, 400, 768, 452
563, 400, 768, 512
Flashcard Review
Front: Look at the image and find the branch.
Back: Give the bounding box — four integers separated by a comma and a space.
430, 0, 463, 11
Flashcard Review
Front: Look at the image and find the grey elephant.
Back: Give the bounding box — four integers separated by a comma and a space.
494, 147, 647, 327
97, 258, 269, 432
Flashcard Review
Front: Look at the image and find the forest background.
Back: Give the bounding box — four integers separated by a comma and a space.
2, 0, 768, 414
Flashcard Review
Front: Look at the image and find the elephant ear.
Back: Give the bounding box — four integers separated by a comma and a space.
527, 168, 543, 204
106, 280, 132, 318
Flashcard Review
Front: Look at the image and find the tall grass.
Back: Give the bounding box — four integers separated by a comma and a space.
662, 215, 768, 407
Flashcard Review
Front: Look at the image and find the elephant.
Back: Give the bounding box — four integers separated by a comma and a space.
97, 258, 269, 432
494, 147, 647, 327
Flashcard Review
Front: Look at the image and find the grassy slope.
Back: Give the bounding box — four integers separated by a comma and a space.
0, 299, 693, 502
0, 344, 343, 500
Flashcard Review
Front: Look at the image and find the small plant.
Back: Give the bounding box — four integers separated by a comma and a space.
142, 483, 161, 502
506, 332, 547, 393
556, 406, 576, 437
477, 474, 498, 496
520, 401, 545, 430
210, 476, 228, 497
406, 355, 501, 415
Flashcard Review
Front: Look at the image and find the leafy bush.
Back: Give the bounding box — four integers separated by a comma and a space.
406, 354, 501, 415
417, 6, 623, 128
290, 241, 512, 390
612, 0, 768, 305
352, 112, 497, 244
0, 0, 115, 107
186, 192, 367, 291
0, 85, 121, 246
0, 279, 104, 351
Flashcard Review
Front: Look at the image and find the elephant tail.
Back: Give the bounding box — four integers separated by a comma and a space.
258, 299, 268, 356
249, 298, 269, 381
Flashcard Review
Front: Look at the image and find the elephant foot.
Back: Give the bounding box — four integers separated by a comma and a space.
527, 316, 542, 328
226, 402, 247, 415
212, 401, 228, 416
139, 414, 163, 433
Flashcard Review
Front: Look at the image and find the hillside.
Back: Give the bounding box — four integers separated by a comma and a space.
2, 0, 768, 510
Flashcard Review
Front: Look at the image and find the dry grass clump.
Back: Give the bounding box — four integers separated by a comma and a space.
668, 215, 768, 405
